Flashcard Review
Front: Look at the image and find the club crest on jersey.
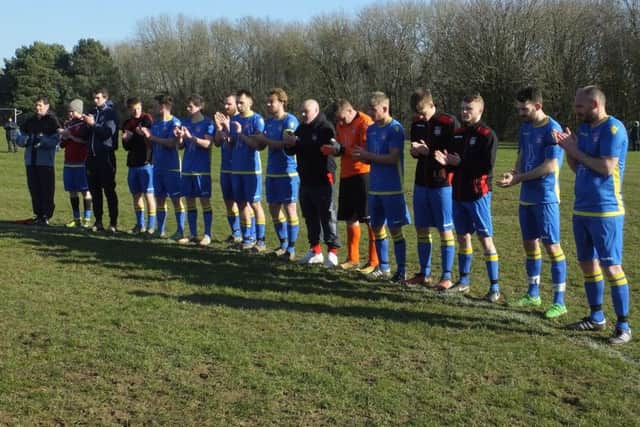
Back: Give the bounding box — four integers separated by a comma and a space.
611, 125, 618, 135
434, 126, 442, 136
312, 134, 317, 142
470, 137, 477, 146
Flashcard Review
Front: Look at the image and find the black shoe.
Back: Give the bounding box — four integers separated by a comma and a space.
565, 317, 607, 331
35, 216, 49, 226
91, 222, 105, 232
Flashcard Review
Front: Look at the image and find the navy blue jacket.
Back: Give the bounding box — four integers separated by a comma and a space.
16, 112, 61, 167
88, 100, 119, 161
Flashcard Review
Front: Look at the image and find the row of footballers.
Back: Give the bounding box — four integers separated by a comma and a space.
52, 86, 630, 345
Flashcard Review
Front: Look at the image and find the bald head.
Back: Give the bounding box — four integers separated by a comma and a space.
302, 99, 320, 124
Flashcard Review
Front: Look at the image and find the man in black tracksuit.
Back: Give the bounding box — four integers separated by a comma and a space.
85, 88, 119, 232
284, 99, 340, 266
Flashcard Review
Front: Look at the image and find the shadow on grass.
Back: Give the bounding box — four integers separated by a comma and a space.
128, 289, 548, 334
0, 222, 414, 303
0, 221, 550, 334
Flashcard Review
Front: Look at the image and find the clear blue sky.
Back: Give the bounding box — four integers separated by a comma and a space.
1, 0, 379, 62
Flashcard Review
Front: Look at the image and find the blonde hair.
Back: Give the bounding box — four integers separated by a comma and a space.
269, 88, 288, 108
369, 91, 389, 107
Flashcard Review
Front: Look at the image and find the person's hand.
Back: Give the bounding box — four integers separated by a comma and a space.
60, 129, 71, 139
553, 128, 579, 158
214, 112, 230, 132
410, 140, 429, 156
134, 126, 145, 136
83, 114, 95, 126
320, 144, 334, 156
139, 127, 151, 139
283, 134, 297, 147
181, 126, 192, 140
446, 151, 461, 166
433, 149, 448, 165
351, 145, 369, 161
122, 130, 133, 141
496, 170, 518, 187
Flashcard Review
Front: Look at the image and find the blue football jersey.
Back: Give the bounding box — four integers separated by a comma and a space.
518, 116, 564, 204
367, 119, 405, 195
151, 116, 181, 171
574, 116, 627, 216
265, 113, 299, 176
181, 117, 214, 175
230, 113, 265, 174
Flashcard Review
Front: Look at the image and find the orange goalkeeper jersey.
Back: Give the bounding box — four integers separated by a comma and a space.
336, 111, 373, 178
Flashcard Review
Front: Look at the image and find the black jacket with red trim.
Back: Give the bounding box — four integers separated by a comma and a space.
450, 121, 497, 202
411, 111, 458, 188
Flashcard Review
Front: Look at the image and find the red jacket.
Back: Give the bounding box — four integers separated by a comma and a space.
61, 118, 89, 164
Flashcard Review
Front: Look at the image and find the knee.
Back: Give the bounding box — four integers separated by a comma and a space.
602, 264, 624, 278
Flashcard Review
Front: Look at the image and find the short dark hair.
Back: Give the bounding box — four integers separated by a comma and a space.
35, 96, 49, 105
334, 98, 353, 113
516, 87, 543, 104
410, 88, 434, 113
236, 89, 253, 102
462, 93, 484, 106
126, 97, 141, 107
93, 87, 109, 98
155, 94, 173, 108
187, 94, 205, 108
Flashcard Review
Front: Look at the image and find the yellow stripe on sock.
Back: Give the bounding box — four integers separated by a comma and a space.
459, 247, 473, 255
607, 272, 627, 287
375, 230, 388, 240
442, 238, 455, 247
585, 272, 604, 282
417, 229, 431, 243
549, 250, 565, 261
390, 230, 404, 242
526, 249, 542, 260
485, 253, 499, 262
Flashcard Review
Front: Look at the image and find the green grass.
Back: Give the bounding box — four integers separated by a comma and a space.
0, 131, 639, 425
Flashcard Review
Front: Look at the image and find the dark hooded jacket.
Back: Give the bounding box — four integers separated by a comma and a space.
286, 112, 336, 186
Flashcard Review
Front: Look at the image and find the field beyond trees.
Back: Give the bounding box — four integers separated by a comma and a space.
0, 135, 638, 425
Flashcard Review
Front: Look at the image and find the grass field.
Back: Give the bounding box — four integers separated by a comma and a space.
0, 132, 639, 425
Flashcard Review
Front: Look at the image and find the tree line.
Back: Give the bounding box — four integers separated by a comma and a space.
2, 0, 640, 138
